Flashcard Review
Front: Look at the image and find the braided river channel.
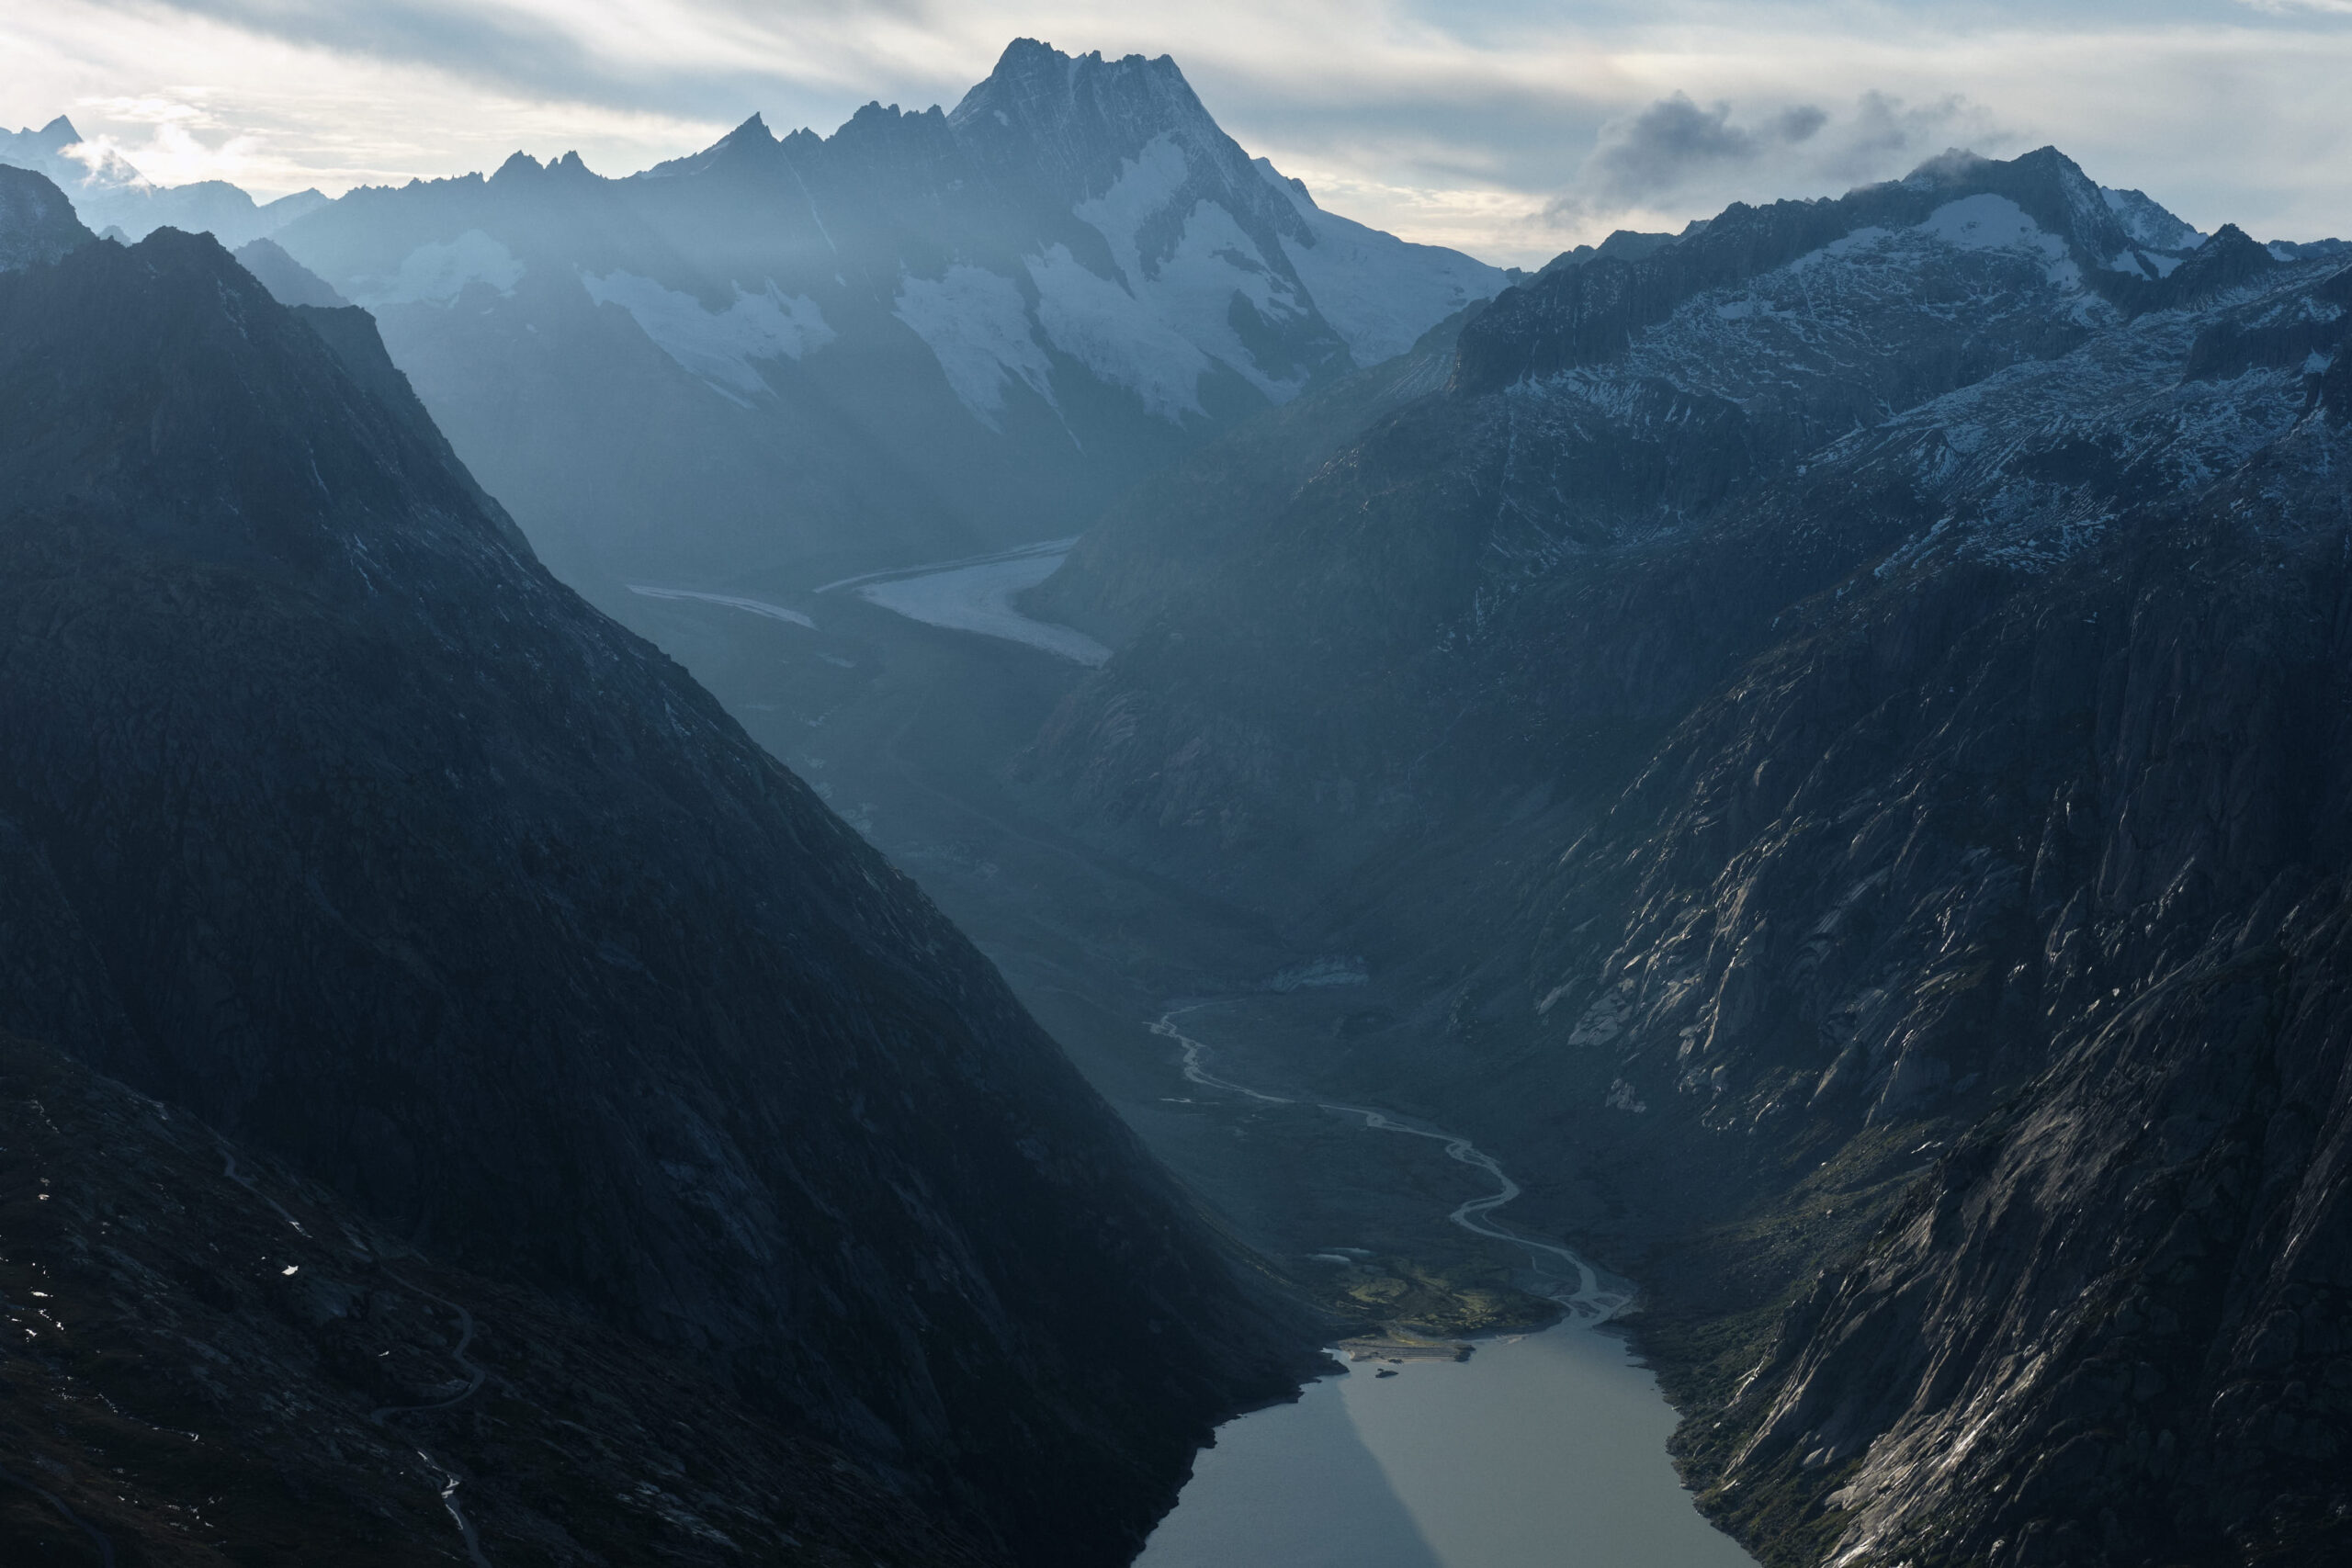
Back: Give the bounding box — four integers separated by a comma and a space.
1134, 1009, 1757, 1568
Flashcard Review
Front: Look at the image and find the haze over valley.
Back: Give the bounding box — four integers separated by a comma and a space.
3, 15, 2350, 1568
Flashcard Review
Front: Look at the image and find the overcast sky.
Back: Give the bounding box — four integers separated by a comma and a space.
5, 0, 2348, 266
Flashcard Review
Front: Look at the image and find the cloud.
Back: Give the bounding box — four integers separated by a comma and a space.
2, 2, 2350, 265
1586, 92, 1828, 201
1563, 87, 2003, 227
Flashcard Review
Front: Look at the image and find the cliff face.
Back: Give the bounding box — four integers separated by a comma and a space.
1023, 145, 2352, 1562
0, 197, 1313, 1566
1549, 440, 2352, 1566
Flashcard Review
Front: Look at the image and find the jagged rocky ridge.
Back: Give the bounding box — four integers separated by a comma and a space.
251, 39, 1506, 590
0, 182, 1316, 1566
0, 165, 92, 271
1026, 146, 2352, 1563
0, 114, 327, 248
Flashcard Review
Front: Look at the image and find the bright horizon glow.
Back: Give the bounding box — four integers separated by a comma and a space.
4, 3, 2349, 267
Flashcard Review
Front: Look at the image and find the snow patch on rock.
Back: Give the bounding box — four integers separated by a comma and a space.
1146, 198, 1313, 403
1915, 195, 2082, 291
2100, 185, 2205, 252
1074, 132, 1192, 288
1027, 243, 1212, 420
1058, 132, 1316, 411
893, 264, 1057, 430
582, 270, 833, 400
1261, 160, 1510, 367
359, 230, 523, 307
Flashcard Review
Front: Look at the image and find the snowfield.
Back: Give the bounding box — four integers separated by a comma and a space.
584, 271, 834, 401
1260, 158, 1510, 367
358, 230, 524, 308
893, 265, 1058, 428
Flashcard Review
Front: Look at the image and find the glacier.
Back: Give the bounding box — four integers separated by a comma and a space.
582, 271, 835, 400
892, 264, 1059, 429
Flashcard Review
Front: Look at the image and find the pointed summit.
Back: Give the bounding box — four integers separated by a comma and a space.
1, 113, 142, 192
945, 37, 1287, 237
953, 38, 1205, 145
2149, 221, 2278, 310
0, 165, 95, 271
640, 112, 780, 180
2102, 185, 2203, 252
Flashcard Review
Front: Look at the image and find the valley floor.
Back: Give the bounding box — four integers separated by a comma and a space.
605, 570, 1762, 1561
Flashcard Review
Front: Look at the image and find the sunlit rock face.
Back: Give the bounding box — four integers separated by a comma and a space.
254, 39, 1508, 592
0, 173, 1316, 1568
1025, 142, 2352, 1563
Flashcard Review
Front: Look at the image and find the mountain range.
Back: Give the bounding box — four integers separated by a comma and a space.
193, 40, 1504, 592
0, 114, 327, 248
1022, 142, 2352, 1563
9, 35, 2352, 1568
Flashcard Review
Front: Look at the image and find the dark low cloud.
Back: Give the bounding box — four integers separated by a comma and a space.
1564, 87, 2001, 221
1820, 89, 1976, 179
1585, 92, 1827, 201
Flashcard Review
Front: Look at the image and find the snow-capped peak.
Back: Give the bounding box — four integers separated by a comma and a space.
0, 115, 146, 193
946, 39, 1279, 230
25, 116, 80, 151
2100, 186, 2205, 253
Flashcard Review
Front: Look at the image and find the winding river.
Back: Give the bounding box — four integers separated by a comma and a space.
1138, 1009, 1756, 1568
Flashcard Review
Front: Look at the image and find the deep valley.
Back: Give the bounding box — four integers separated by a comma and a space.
4, 28, 2351, 1568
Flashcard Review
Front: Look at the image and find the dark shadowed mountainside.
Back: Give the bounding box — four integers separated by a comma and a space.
0, 164, 92, 271
0, 185, 1317, 1567
0, 1029, 996, 1566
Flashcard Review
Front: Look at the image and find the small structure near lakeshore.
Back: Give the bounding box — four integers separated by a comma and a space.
1339, 1335, 1470, 1363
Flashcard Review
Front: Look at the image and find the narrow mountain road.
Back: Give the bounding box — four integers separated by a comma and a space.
1151, 1005, 1631, 1321
368, 1279, 491, 1568
218, 1143, 492, 1566
368, 1279, 486, 1423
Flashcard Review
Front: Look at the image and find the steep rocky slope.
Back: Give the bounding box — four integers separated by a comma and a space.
0, 187, 1316, 1566
1023, 146, 2352, 1563
256, 40, 1507, 591
0, 164, 92, 270
0, 1029, 991, 1566
1023, 301, 1483, 646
